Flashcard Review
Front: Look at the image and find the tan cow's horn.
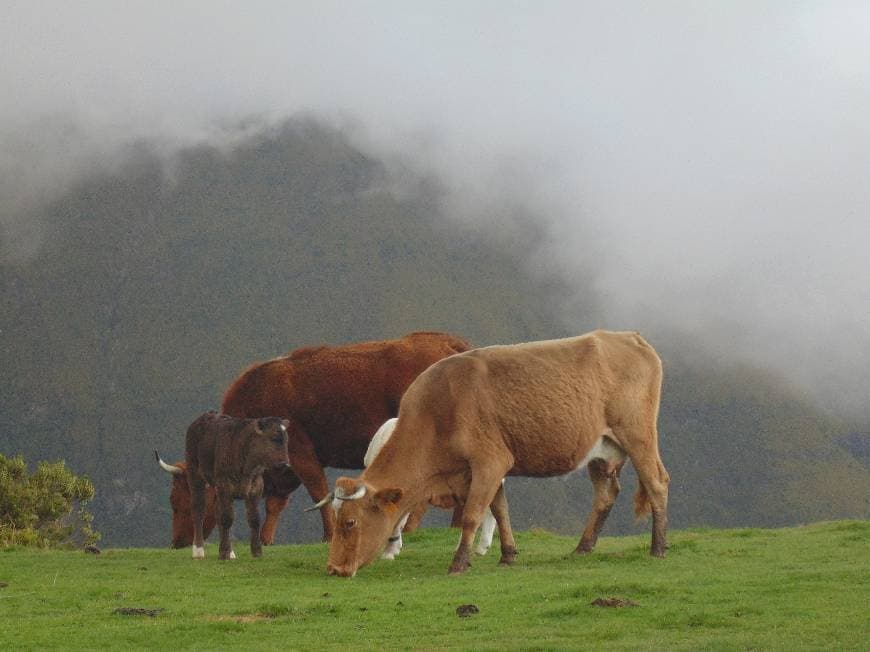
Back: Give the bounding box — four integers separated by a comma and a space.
336, 485, 367, 501
304, 491, 334, 512
154, 450, 183, 475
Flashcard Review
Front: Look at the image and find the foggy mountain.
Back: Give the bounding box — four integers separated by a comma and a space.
3, 4, 869, 423
2, 4, 870, 547
2, 119, 867, 546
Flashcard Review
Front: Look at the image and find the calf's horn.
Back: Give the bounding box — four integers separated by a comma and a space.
154, 450, 183, 475
304, 491, 334, 512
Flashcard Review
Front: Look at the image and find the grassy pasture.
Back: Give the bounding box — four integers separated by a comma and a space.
1, 521, 867, 650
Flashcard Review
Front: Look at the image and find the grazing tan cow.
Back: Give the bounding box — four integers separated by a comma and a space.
316, 330, 670, 577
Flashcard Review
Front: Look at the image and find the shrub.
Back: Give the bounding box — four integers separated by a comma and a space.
0, 454, 100, 548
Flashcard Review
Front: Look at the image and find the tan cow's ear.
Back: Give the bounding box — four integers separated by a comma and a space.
373, 487, 403, 509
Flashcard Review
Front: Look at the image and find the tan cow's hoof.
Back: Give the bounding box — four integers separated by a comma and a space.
498, 546, 518, 566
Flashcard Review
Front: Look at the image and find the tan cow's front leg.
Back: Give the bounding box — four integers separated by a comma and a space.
575, 458, 621, 554
402, 502, 429, 533
448, 463, 509, 575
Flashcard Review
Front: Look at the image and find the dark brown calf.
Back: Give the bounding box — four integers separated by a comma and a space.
183, 411, 290, 560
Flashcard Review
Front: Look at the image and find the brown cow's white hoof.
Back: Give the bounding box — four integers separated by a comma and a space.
192, 545, 205, 559
229, 550, 236, 560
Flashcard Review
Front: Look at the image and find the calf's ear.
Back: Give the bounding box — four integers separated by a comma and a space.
373, 488, 403, 511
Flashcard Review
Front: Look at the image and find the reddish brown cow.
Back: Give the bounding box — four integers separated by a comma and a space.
157, 331, 470, 546
320, 330, 670, 577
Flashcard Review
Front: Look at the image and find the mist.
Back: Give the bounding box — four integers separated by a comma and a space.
2, 2, 869, 417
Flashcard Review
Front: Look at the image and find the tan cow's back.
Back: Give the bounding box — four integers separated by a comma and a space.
396, 330, 662, 478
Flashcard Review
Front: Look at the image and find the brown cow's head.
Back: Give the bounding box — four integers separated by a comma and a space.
320, 476, 404, 577
242, 418, 291, 475
154, 452, 217, 548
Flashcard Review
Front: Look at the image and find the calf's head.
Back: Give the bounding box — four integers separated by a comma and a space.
242, 418, 291, 473
316, 476, 404, 577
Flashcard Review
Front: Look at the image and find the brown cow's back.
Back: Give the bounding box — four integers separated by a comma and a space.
221, 332, 470, 468
217, 331, 470, 542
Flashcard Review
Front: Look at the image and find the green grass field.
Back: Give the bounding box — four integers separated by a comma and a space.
1, 521, 868, 650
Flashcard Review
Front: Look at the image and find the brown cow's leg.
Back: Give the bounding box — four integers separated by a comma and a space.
260, 494, 289, 545
189, 474, 207, 559
489, 482, 517, 566
402, 502, 428, 533
216, 486, 235, 561
574, 459, 621, 554
245, 494, 263, 558
287, 429, 335, 541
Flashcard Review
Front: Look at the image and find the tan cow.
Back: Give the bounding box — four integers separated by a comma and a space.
317, 330, 670, 577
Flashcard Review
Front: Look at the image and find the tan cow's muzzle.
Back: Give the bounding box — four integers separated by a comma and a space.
327, 563, 356, 578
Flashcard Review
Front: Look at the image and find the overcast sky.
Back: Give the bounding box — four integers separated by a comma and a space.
2, 2, 869, 416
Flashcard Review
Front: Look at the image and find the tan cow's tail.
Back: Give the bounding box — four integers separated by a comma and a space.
633, 482, 651, 520
633, 459, 669, 520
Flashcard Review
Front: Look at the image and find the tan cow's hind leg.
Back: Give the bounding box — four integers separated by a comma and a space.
574, 458, 621, 554
620, 431, 670, 558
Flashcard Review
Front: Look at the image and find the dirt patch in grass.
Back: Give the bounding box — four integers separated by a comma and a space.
590, 597, 639, 608
113, 607, 163, 617
456, 604, 480, 617
206, 614, 275, 624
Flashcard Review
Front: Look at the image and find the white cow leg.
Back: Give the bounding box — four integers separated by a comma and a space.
382, 513, 410, 560
475, 508, 497, 555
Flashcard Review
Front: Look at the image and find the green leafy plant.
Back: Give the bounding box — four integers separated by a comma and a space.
0, 454, 99, 548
